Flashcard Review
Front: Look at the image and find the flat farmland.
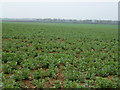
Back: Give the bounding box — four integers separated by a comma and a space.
2, 22, 119, 88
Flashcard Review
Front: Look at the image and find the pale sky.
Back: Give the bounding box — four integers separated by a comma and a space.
1, 1, 118, 20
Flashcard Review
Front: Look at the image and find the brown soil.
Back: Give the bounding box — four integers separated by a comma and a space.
29, 43, 32, 46
76, 53, 80, 58
3, 38, 10, 40
27, 43, 32, 46
17, 65, 22, 69
59, 63, 65, 66
79, 81, 85, 85
44, 78, 56, 88
100, 49, 106, 53
103, 75, 114, 80
28, 74, 33, 81
57, 65, 64, 88
21, 80, 36, 88
91, 49, 95, 52
30, 66, 48, 73
49, 78, 56, 86
44, 81, 52, 88
42, 68, 48, 72
5, 73, 13, 77
55, 38, 64, 42
35, 49, 41, 52
33, 65, 42, 70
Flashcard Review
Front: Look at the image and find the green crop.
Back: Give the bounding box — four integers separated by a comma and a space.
2, 22, 119, 88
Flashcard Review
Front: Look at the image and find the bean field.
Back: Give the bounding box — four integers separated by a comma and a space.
2, 22, 119, 88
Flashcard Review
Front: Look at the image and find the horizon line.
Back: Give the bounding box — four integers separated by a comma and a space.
1, 18, 118, 21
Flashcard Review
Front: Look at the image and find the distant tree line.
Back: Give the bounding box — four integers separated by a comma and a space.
2, 18, 118, 25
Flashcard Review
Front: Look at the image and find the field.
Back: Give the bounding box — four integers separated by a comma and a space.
2, 22, 119, 88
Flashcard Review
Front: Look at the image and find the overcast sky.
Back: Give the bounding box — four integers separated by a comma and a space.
1, 2, 118, 20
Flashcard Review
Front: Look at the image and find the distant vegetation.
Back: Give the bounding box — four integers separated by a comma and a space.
2, 18, 118, 25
